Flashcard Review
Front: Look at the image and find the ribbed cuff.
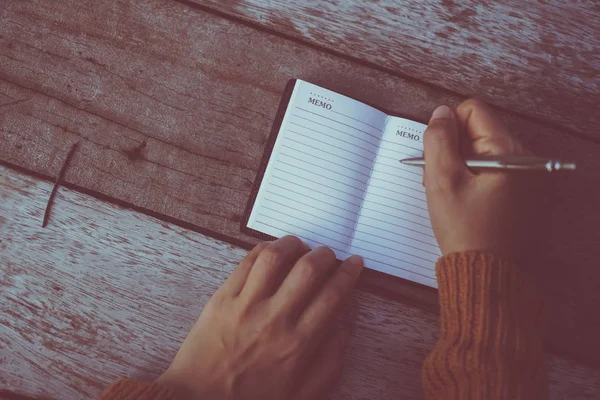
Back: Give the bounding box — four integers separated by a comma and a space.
436, 251, 543, 338
423, 251, 547, 399
99, 379, 178, 400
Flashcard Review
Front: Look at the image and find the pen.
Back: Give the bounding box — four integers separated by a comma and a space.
400, 156, 577, 172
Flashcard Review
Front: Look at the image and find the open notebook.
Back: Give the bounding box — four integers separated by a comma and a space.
242, 79, 440, 288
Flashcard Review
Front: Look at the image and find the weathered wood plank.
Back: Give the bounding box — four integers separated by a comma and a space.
193, 0, 600, 139
1, 0, 600, 363
1, 165, 599, 400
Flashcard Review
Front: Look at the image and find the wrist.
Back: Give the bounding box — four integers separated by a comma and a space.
435, 225, 516, 258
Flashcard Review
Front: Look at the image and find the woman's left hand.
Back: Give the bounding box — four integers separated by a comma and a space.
157, 235, 363, 400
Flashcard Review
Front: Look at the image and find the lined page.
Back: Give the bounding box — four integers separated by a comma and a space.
247, 80, 388, 259
349, 117, 441, 287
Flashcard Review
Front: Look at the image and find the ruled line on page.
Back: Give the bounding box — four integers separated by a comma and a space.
287, 122, 423, 183
368, 171, 425, 192
360, 204, 431, 226
262, 210, 354, 240
269, 179, 362, 209
370, 168, 423, 185
264, 191, 358, 224
355, 215, 437, 244
260, 206, 354, 240
350, 242, 434, 271
380, 138, 422, 153
265, 188, 436, 244
256, 215, 350, 248
266, 188, 436, 248
352, 227, 440, 257
369, 188, 426, 206
282, 138, 372, 169
377, 150, 416, 159
256, 220, 434, 278
287, 121, 422, 179
330, 109, 383, 131
270, 173, 362, 207
249, 81, 443, 287
357, 255, 434, 280
362, 197, 430, 217
261, 201, 355, 231
290, 116, 380, 149
275, 168, 430, 220
263, 192, 436, 251
367, 183, 427, 204
280, 151, 425, 198
295, 106, 381, 140
275, 162, 367, 197
287, 117, 377, 155
355, 215, 437, 241
372, 163, 423, 178
280, 145, 371, 179
287, 129, 374, 164
349, 245, 433, 275
350, 236, 437, 265
279, 154, 370, 186
368, 177, 426, 195
255, 220, 348, 255
366, 192, 428, 212
356, 208, 435, 237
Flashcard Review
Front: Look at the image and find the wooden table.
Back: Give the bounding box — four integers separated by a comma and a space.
1, 0, 599, 398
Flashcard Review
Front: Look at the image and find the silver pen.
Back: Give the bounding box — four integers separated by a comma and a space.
400, 156, 577, 172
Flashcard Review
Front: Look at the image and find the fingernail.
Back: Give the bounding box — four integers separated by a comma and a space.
430, 105, 452, 121
346, 254, 363, 268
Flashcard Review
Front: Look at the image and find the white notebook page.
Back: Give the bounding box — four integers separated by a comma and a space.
247, 80, 441, 288
349, 117, 441, 287
247, 80, 387, 259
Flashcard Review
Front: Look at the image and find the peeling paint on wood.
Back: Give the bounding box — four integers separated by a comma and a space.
196, 0, 600, 139
1, 0, 600, 369
1, 165, 599, 399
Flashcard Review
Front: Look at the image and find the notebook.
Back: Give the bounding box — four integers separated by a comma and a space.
242, 79, 441, 288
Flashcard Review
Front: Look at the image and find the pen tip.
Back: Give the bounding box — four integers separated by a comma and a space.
399, 159, 407, 165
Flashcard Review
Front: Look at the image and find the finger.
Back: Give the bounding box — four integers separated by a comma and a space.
423, 105, 472, 189
240, 235, 309, 302
471, 134, 527, 156
272, 246, 338, 317
220, 241, 271, 296
293, 329, 348, 400
455, 98, 526, 156
455, 98, 511, 141
298, 255, 363, 334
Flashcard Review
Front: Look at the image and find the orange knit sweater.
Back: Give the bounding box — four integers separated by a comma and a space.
99, 252, 548, 399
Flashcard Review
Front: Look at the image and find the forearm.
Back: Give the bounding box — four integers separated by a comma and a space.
422, 252, 548, 399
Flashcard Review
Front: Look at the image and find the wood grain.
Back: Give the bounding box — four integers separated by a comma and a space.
1, 0, 600, 364
1, 165, 599, 400
193, 0, 600, 140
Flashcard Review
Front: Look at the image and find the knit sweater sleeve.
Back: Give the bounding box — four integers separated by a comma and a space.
98, 379, 177, 400
422, 252, 548, 399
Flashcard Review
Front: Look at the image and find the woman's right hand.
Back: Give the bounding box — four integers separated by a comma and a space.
423, 99, 529, 257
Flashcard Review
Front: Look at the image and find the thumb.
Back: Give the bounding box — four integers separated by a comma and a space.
423, 105, 470, 189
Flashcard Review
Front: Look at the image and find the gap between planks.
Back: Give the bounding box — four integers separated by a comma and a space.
1, 164, 599, 400
1, 0, 600, 366
183, 0, 600, 145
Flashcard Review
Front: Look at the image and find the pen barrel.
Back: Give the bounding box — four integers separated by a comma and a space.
465, 158, 576, 171
400, 157, 576, 171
